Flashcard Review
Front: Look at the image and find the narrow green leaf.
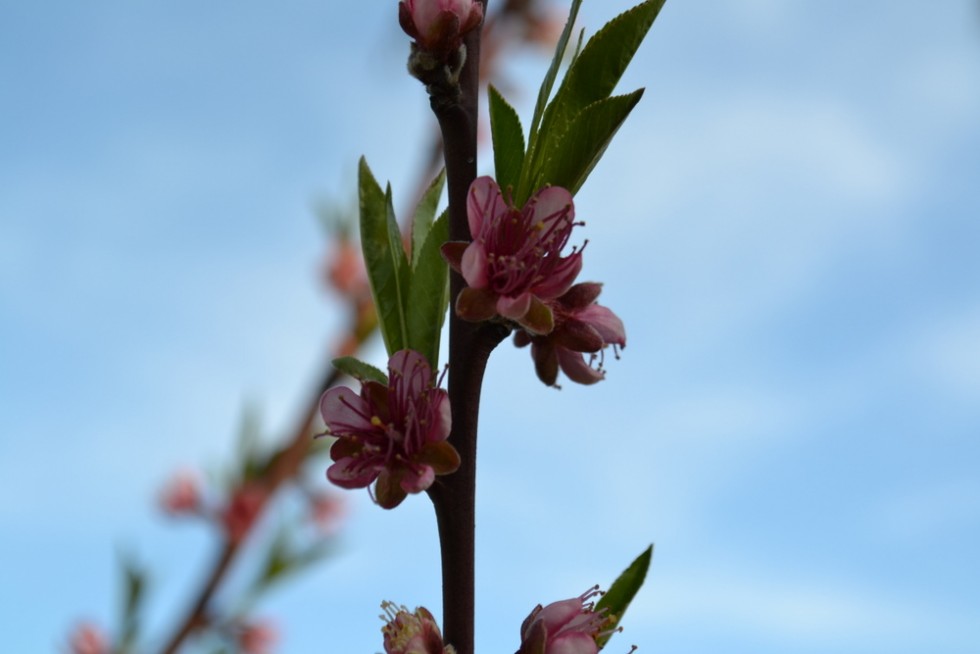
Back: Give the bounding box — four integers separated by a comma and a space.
385, 184, 411, 347
527, 0, 583, 142
546, 0, 663, 138
533, 90, 644, 196
359, 157, 406, 354
595, 545, 654, 648
117, 554, 147, 654
488, 85, 526, 193
520, 0, 664, 201
405, 210, 450, 368
411, 170, 446, 267
332, 356, 388, 385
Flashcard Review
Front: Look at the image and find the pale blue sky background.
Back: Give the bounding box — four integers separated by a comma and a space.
2, 1, 979, 652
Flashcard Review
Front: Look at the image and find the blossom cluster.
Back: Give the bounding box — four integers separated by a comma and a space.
443, 177, 626, 387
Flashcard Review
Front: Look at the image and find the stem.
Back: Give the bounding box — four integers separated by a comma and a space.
425, 6, 509, 653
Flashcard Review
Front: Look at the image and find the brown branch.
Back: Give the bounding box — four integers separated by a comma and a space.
422, 5, 514, 654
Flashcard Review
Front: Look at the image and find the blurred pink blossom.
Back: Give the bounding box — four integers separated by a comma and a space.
238, 619, 278, 654
67, 622, 108, 654
221, 485, 266, 543
158, 468, 203, 516
308, 492, 347, 535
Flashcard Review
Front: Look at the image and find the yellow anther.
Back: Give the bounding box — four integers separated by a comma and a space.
370, 416, 384, 427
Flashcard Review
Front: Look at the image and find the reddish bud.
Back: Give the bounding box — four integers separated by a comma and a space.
67, 622, 109, 654
399, 0, 484, 56
158, 468, 202, 516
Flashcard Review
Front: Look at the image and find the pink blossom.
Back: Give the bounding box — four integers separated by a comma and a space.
442, 177, 583, 334
517, 587, 615, 654
308, 492, 347, 535
67, 622, 108, 654
320, 350, 459, 509
237, 619, 278, 654
399, 0, 484, 55
381, 602, 455, 654
514, 282, 626, 386
221, 485, 266, 543
158, 468, 202, 516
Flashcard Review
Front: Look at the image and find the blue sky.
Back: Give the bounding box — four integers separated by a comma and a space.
2, 1, 979, 652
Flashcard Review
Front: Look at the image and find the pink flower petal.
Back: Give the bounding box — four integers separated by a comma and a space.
534, 598, 585, 632
549, 633, 599, 654
320, 386, 373, 433
534, 251, 582, 300
497, 292, 532, 320
526, 185, 574, 232
400, 464, 436, 494
460, 241, 489, 288
467, 176, 507, 240
430, 390, 452, 440
577, 305, 626, 347
389, 349, 431, 398
327, 457, 380, 489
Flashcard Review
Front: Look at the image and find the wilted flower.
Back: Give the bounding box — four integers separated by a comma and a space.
237, 619, 278, 654
158, 467, 202, 516
514, 282, 625, 386
399, 0, 484, 56
67, 622, 109, 654
442, 177, 583, 334
320, 350, 458, 509
517, 587, 618, 654
381, 602, 455, 654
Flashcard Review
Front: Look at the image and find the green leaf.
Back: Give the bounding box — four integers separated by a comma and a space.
533, 90, 644, 196
527, 0, 584, 150
595, 544, 654, 648
332, 356, 388, 385
488, 85, 526, 193
411, 170, 445, 267
385, 184, 411, 340
359, 157, 407, 354
545, 0, 663, 140
117, 554, 147, 654
519, 0, 664, 202
405, 210, 450, 368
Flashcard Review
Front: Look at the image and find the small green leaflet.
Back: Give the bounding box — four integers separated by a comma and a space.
595, 544, 653, 648
332, 356, 389, 385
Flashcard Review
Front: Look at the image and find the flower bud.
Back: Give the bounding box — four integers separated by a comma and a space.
158, 468, 202, 516
67, 622, 109, 654
517, 587, 616, 654
399, 0, 484, 56
237, 619, 278, 654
